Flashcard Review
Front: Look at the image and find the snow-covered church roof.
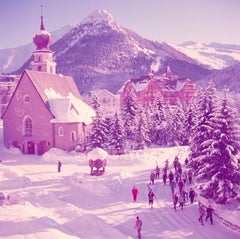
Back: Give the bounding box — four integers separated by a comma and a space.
25, 70, 95, 124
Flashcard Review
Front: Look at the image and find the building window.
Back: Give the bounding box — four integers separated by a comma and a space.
38, 66, 42, 71
71, 131, 77, 142
23, 116, 32, 136
58, 127, 64, 137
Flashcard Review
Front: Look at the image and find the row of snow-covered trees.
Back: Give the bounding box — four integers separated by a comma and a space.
87, 81, 240, 204
88, 92, 191, 152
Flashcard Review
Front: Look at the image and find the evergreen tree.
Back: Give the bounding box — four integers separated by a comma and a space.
88, 95, 108, 150
134, 109, 151, 149
170, 101, 187, 145
189, 82, 219, 161
108, 112, 125, 154
189, 83, 240, 204
149, 93, 167, 145
121, 91, 140, 142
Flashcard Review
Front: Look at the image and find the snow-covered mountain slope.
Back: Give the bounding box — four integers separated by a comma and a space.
0, 24, 72, 74
174, 41, 240, 69
16, 9, 210, 95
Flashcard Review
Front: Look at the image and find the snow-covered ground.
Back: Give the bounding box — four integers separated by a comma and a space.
0, 123, 239, 238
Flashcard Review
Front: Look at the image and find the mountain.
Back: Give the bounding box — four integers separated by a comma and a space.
175, 41, 240, 69
14, 9, 211, 95
198, 61, 240, 93
0, 24, 72, 74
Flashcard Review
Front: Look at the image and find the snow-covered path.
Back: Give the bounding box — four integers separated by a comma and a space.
0, 144, 239, 238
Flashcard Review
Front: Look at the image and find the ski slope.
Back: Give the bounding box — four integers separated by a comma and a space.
0, 128, 239, 238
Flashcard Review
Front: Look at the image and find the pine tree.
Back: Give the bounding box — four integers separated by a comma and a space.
108, 112, 125, 154
189, 83, 240, 204
134, 109, 151, 149
170, 101, 187, 146
121, 91, 140, 142
88, 95, 108, 150
189, 82, 219, 161
149, 93, 167, 145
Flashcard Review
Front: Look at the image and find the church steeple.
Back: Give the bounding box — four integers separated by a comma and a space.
31, 6, 57, 74
40, 6, 45, 31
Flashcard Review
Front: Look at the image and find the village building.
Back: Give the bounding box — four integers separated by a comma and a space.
118, 66, 197, 109
84, 89, 120, 118
0, 74, 19, 118
1, 14, 95, 155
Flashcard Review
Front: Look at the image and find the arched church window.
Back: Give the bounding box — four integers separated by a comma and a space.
23, 116, 33, 136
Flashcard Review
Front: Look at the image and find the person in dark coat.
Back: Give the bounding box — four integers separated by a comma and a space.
148, 189, 156, 208
189, 188, 196, 204
155, 166, 160, 179
206, 205, 214, 225
162, 172, 167, 185
168, 171, 174, 183
173, 193, 178, 211
57, 161, 62, 172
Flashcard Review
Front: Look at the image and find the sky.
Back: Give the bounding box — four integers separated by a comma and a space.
0, 0, 240, 50
0, 122, 239, 238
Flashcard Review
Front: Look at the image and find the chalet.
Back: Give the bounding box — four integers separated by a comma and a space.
119, 66, 197, 108
84, 89, 120, 118
1, 14, 95, 155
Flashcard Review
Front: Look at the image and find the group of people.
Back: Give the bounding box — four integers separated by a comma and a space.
133, 155, 214, 238
198, 203, 214, 225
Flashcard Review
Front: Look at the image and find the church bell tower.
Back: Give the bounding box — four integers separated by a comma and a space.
31, 6, 57, 74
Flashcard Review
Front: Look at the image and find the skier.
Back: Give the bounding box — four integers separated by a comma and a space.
57, 160, 62, 172
148, 189, 156, 208
132, 186, 139, 203
149, 171, 155, 185
206, 205, 214, 225
182, 171, 187, 184
168, 171, 174, 184
155, 165, 160, 179
134, 216, 143, 239
178, 193, 184, 210
178, 180, 184, 194
173, 156, 179, 172
188, 170, 193, 184
189, 188, 196, 204
162, 172, 167, 185
182, 187, 188, 205
198, 203, 205, 226
173, 193, 178, 211
170, 180, 176, 196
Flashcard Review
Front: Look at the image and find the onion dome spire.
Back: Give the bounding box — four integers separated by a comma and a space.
33, 5, 52, 50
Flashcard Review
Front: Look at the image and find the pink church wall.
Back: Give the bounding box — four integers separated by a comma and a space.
53, 122, 85, 152
3, 73, 54, 155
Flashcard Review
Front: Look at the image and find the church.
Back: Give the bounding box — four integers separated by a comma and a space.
1, 14, 95, 155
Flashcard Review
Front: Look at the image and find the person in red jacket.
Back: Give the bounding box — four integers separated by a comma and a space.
132, 186, 139, 202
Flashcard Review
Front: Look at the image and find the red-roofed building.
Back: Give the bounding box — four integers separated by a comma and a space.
118, 67, 197, 108
1, 15, 95, 155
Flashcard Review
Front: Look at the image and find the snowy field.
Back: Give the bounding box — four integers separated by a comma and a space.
0, 123, 239, 239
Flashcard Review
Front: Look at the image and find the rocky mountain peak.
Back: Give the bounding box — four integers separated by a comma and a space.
77, 9, 125, 36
